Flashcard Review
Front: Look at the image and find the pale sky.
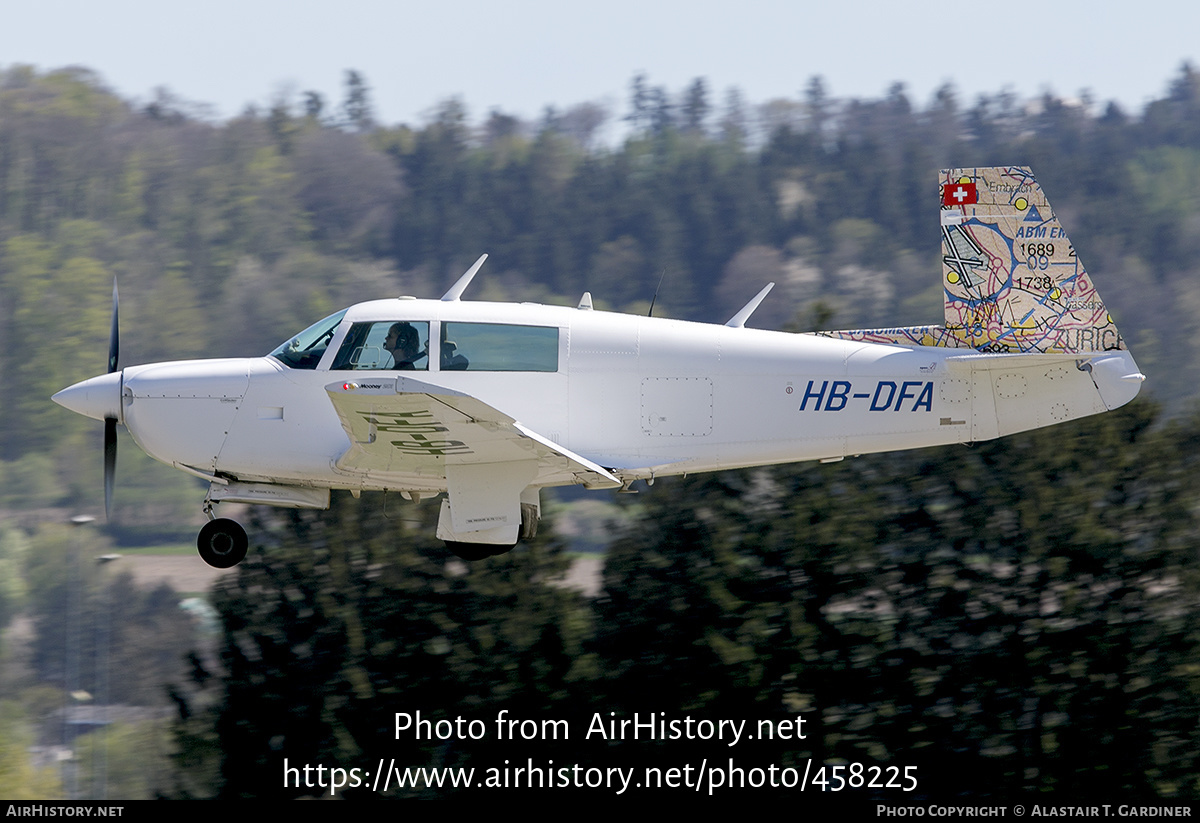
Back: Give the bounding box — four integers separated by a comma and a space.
1, 0, 1196, 130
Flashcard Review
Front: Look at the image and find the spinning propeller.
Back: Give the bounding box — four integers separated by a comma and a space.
51, 280, 123, 519
104, 280, 119, 519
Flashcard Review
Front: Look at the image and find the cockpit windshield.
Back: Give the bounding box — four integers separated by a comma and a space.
268, 310, 347, 369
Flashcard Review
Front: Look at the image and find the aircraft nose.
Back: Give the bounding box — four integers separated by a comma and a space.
52, 371, 124, 423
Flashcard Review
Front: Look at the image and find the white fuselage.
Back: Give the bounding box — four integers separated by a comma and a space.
107, 297, 1141, 494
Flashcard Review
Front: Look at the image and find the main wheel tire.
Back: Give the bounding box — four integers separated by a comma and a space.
197, 518, 248, 568
444, 541, 517, 561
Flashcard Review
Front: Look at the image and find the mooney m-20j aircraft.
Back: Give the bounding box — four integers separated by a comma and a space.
53, 167, 1144, 567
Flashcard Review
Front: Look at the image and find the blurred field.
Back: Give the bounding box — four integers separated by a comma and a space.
121, 553, 233, 595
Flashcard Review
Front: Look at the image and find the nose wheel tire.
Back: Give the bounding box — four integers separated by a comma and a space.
444, 541, 517, 561
197, 518, 248, 568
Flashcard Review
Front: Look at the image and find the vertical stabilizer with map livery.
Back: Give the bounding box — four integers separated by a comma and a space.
939, 166, 1123, 354
818, 166, 1144, 443
937, 167, 1145, 436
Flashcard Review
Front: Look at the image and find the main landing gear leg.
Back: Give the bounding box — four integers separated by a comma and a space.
197, 500, 248, 568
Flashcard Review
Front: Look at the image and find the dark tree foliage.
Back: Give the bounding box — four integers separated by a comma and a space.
596, 401, 1200, 798
175, 404, 1200, 799
341, 70, 374, 132
174, 493, 588, 798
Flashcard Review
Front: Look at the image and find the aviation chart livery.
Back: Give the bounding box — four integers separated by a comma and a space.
53, 167, 1145, 567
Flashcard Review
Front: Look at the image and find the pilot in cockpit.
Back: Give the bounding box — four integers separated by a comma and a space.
384, 322, 426, 370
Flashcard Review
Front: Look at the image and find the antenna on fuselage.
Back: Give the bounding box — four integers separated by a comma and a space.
725, 282, 776, 328
647, 267, 668, 317
441, 254, 488, 301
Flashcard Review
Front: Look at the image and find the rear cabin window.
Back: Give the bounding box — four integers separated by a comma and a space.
440, 323, 558, 372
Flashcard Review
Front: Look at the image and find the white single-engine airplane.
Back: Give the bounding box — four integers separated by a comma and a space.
53, 167, 1145, 567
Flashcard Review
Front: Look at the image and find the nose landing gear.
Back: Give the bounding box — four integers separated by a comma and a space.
198, 501, 247, 568
197, 518, 248, 568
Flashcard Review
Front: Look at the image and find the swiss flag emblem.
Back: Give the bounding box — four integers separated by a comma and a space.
942, 181, 978, 206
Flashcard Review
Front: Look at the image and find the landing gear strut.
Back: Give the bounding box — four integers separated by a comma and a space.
197, 518, 248, 568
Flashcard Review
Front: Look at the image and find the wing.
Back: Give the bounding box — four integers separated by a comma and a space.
324, 376, 621, 491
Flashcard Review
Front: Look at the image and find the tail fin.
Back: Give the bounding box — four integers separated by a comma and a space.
940, 166, 1124, 354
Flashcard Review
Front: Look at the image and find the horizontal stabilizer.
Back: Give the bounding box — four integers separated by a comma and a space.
945, 351, 1117, 371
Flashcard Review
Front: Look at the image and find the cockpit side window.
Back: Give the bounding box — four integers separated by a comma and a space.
331, 321, 430, 371
440, 323, 558, 372
268, 310, 347, 370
